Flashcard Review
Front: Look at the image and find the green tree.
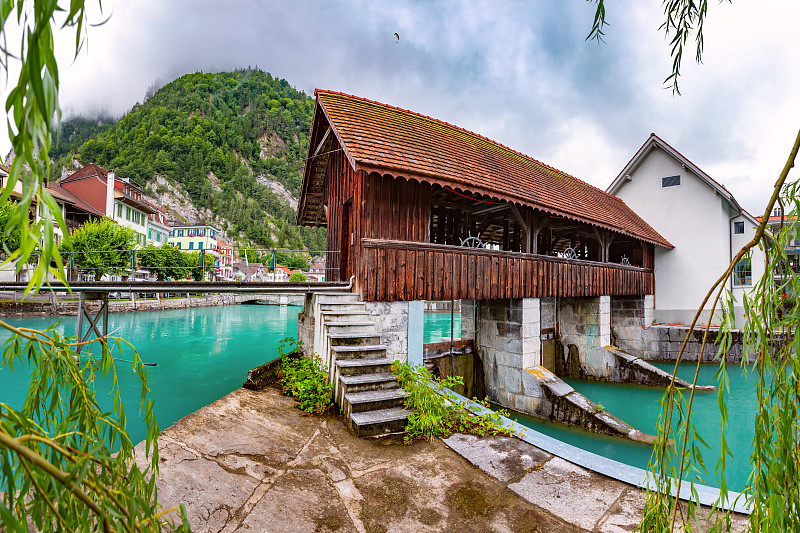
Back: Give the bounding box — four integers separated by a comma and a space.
137, 244, 189, 280
288, 270, 307, 282
185, 251, 207, 280
60, 219, 136, 279
0, 200, 21, 254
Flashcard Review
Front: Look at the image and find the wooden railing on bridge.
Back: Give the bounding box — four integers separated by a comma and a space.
359, 239, 654, 302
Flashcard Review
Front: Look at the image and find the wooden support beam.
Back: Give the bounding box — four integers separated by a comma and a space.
510, 204, 529, 240
312, 127, 331, 157
472, 203, 508, 216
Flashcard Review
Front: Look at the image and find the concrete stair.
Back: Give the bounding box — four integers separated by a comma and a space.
313, 291, 411, 438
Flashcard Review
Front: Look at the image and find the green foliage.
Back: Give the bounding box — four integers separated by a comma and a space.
0, 321, 188, 531
276, 250, 309, 270
288, 270, 307, 282
137, 244, 190, 280
60, 219, 136, 279
184, 251, 208, 280
0, 201, 21, 254
391, 362, 511, 445
49, 68, 327, 252
276, 338, 333, 415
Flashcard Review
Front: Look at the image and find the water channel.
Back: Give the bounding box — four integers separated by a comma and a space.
0, 306, 754, 491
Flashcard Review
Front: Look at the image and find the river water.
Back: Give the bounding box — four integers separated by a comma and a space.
0, 306, 755, 491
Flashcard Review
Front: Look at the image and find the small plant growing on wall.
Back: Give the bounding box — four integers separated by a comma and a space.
391, 361, 511, 444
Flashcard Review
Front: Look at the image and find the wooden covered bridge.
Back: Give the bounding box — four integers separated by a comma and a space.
298, 90, 671, 301
296, 91, 673, 436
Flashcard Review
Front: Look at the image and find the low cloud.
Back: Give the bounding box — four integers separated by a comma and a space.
2, 0, 797, 214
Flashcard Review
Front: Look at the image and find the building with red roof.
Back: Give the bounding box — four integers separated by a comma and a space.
298, 90, 668, 302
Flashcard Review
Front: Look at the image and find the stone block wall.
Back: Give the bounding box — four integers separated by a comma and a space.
556, 296, 616, 380
649, 326, 746, 363
610, 296, 657, 358
365, 301, 409, 361
469, 298, 549, 416
298, 294, 315, 356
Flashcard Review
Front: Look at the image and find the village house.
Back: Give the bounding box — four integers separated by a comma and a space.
215, 238, 234, 280
232, 262, 265, 282
607, 133, 765, 327
307, 262, 326, 281
58, 164, 163, 247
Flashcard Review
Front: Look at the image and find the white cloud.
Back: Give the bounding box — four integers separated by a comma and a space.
1, 0, 798, 215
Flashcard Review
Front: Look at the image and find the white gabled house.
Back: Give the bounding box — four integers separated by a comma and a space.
607, 133, 765, 328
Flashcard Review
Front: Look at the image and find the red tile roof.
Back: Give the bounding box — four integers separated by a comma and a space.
312, 91, 671, 248
61, 163, 109, 182
46, 182, 105, 217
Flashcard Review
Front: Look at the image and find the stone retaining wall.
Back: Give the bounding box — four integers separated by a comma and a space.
0, 293, 249, 318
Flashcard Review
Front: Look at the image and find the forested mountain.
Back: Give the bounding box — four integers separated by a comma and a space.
50, 68, 325, 252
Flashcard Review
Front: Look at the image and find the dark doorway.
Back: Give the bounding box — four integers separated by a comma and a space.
340, 199, 353, 280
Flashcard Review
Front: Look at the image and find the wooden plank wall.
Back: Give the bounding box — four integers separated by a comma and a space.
359, 239, 655, 302
363, 173, 431, 242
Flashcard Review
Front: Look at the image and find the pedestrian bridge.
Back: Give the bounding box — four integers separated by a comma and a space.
0, 279, 353, 294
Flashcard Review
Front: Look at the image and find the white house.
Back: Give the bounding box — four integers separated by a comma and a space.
607, 134, 765, 327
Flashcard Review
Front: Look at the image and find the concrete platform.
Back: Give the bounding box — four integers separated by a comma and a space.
134, 386, 748, 532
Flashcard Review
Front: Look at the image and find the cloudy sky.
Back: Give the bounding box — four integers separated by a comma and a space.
2, 0, 798, 214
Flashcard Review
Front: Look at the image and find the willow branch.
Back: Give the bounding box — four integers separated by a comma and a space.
666, 127, 800, 528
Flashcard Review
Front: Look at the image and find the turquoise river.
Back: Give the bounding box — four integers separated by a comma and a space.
0, 306, 755, 492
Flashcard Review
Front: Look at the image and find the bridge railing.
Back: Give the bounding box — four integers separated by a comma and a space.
15, 247, 339, 283
358, 239, 654, 302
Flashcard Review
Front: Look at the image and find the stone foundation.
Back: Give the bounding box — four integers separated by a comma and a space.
365, 301, 409, 361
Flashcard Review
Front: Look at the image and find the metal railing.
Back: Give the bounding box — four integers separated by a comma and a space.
11, 248, 340, 283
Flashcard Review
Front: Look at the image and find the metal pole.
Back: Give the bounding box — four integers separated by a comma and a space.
76, 292, 85, 355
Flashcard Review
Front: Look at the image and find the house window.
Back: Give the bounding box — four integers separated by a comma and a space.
156, 230, 161, 241
734, 258, 752, 286
126, 206, 131, 221
734, 221, 744, 234
189, 242, 194, 250
148, 229, 153, 240
198, 242, 203, 249
177, 242, 181, 249
662, 175, 681, 187
116, 203, 122, 218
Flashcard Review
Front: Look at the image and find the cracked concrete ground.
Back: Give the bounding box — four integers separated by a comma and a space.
134, 386, 748, 532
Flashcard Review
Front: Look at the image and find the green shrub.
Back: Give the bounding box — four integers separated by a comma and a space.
276, 338, 333, 414
392, 362, 511, 444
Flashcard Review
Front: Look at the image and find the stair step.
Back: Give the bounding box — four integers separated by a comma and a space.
332, 344, 388, 353
324, 321, 375, 327
344, 388, 407, 414
331, 344, 388, 360
335, 357, 395, 377
327, 332, 382, 347
350, 408, 412, 438
345, 388, 407, 404
318, 300, 364, 306
321, 310, 370, 316
335, 357, 394, 368
339, 372, 397, 386
336, 372, 399, 407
